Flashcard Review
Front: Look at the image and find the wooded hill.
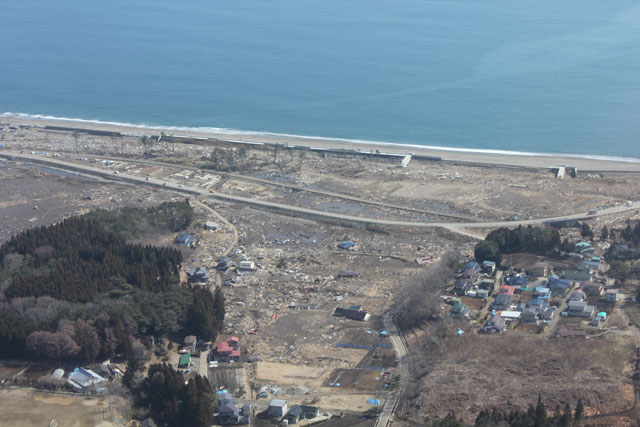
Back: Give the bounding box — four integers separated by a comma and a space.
0, 204, 225, 364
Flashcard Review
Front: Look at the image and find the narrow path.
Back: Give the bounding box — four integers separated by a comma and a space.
375, 313, 408, 427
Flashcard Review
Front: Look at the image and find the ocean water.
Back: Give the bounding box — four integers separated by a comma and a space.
1, 0, 640, 158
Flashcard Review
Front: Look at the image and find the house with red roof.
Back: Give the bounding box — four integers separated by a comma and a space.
211, 337, 241, 362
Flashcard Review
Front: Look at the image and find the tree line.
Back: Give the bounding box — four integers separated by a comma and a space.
432, 395, 586, 427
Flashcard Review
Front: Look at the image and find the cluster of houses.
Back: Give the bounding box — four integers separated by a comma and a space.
473, 250, 619, 333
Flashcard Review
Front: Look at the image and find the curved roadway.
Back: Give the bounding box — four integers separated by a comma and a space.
2, 151, 639, 238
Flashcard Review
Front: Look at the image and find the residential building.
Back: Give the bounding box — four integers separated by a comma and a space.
186, 267, 210, 283
563, 269, 593, 283
211, 337, 241, 362
183, 335, 197, 353
450, 302, 468, 317
606, 289, 619, 303
67, 368, 106, 392
481, 314, 506, 333
567, 301, 595, 318
175, 233, 195, 247
521, 308, 539, 323
453, 278, 472, 296
300, 406, 320, 419
482, 260, 496, 274
569, 290, 585, 302
268, 399, 288, 418
580, 281, 603, 296
285, 405, 304, 424
218, 394, 240, 425
491, 294, 512, 311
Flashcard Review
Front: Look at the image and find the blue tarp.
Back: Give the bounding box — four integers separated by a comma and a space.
337, 241, 355, 249
336, 343, 371, 350
367, 399, 381, 406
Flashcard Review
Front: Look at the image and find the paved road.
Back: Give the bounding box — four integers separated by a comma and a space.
2, 152, 639, 239
375, 313, 408, 427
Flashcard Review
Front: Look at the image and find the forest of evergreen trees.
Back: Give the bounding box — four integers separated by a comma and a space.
0, 207, 225, 365
474, 225, 561, 265
136, 364, 217, 427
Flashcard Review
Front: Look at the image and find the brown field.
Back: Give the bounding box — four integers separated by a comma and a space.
0, 387, 116, 427
324, 368, 386, 391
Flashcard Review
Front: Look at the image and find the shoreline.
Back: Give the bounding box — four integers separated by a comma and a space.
3, 113, 640, 172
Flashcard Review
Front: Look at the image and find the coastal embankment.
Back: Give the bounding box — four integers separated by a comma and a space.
3, 115, 640, 173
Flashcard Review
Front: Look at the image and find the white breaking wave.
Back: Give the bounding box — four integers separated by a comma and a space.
3, 111, 639, 163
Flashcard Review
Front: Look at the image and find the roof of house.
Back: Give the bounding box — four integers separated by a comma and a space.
269, 399, 288, 408
179, 353, 191, 367
184, 335, 197, 344
534, 262, 549, 268
288, 405, 304, 417
500, 310, 521, 319
67, 368, 106, 388
175, 233, 195, 244
499, 285, 516, 296
494, 294, 511, 305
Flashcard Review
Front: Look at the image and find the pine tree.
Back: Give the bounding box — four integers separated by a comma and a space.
600, 225, 609, 241
574, 398, 584, 421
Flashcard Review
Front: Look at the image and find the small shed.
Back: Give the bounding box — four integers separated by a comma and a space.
178, 353, 191, 369
606, 289, 619, 303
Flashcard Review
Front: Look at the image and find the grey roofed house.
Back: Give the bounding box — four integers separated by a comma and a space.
67, 367, 106, 391
333, 307, 370, 321
562, 269, 592, 282
491, 294, 511, 310
521, 308, 539, 323
175, 233, 195, 247
567, 301, 595, 318
481, 314, 506, 333
452, 278, 472, 296
285, 405, 304, 424
186, 266, 210, 282
540, 307, 556, 321
218, 398, 240, 425
300, 405, 320, 419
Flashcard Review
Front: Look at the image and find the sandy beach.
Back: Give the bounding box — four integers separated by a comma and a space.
2, 115, 640, 172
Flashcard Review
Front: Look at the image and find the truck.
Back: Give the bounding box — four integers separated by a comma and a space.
628, 201, 634, 207
588, 209, 597, 215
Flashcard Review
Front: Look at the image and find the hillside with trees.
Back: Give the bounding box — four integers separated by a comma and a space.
0, 206, 225, 365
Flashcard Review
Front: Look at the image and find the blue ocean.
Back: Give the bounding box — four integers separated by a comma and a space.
1, 0, 640, 158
